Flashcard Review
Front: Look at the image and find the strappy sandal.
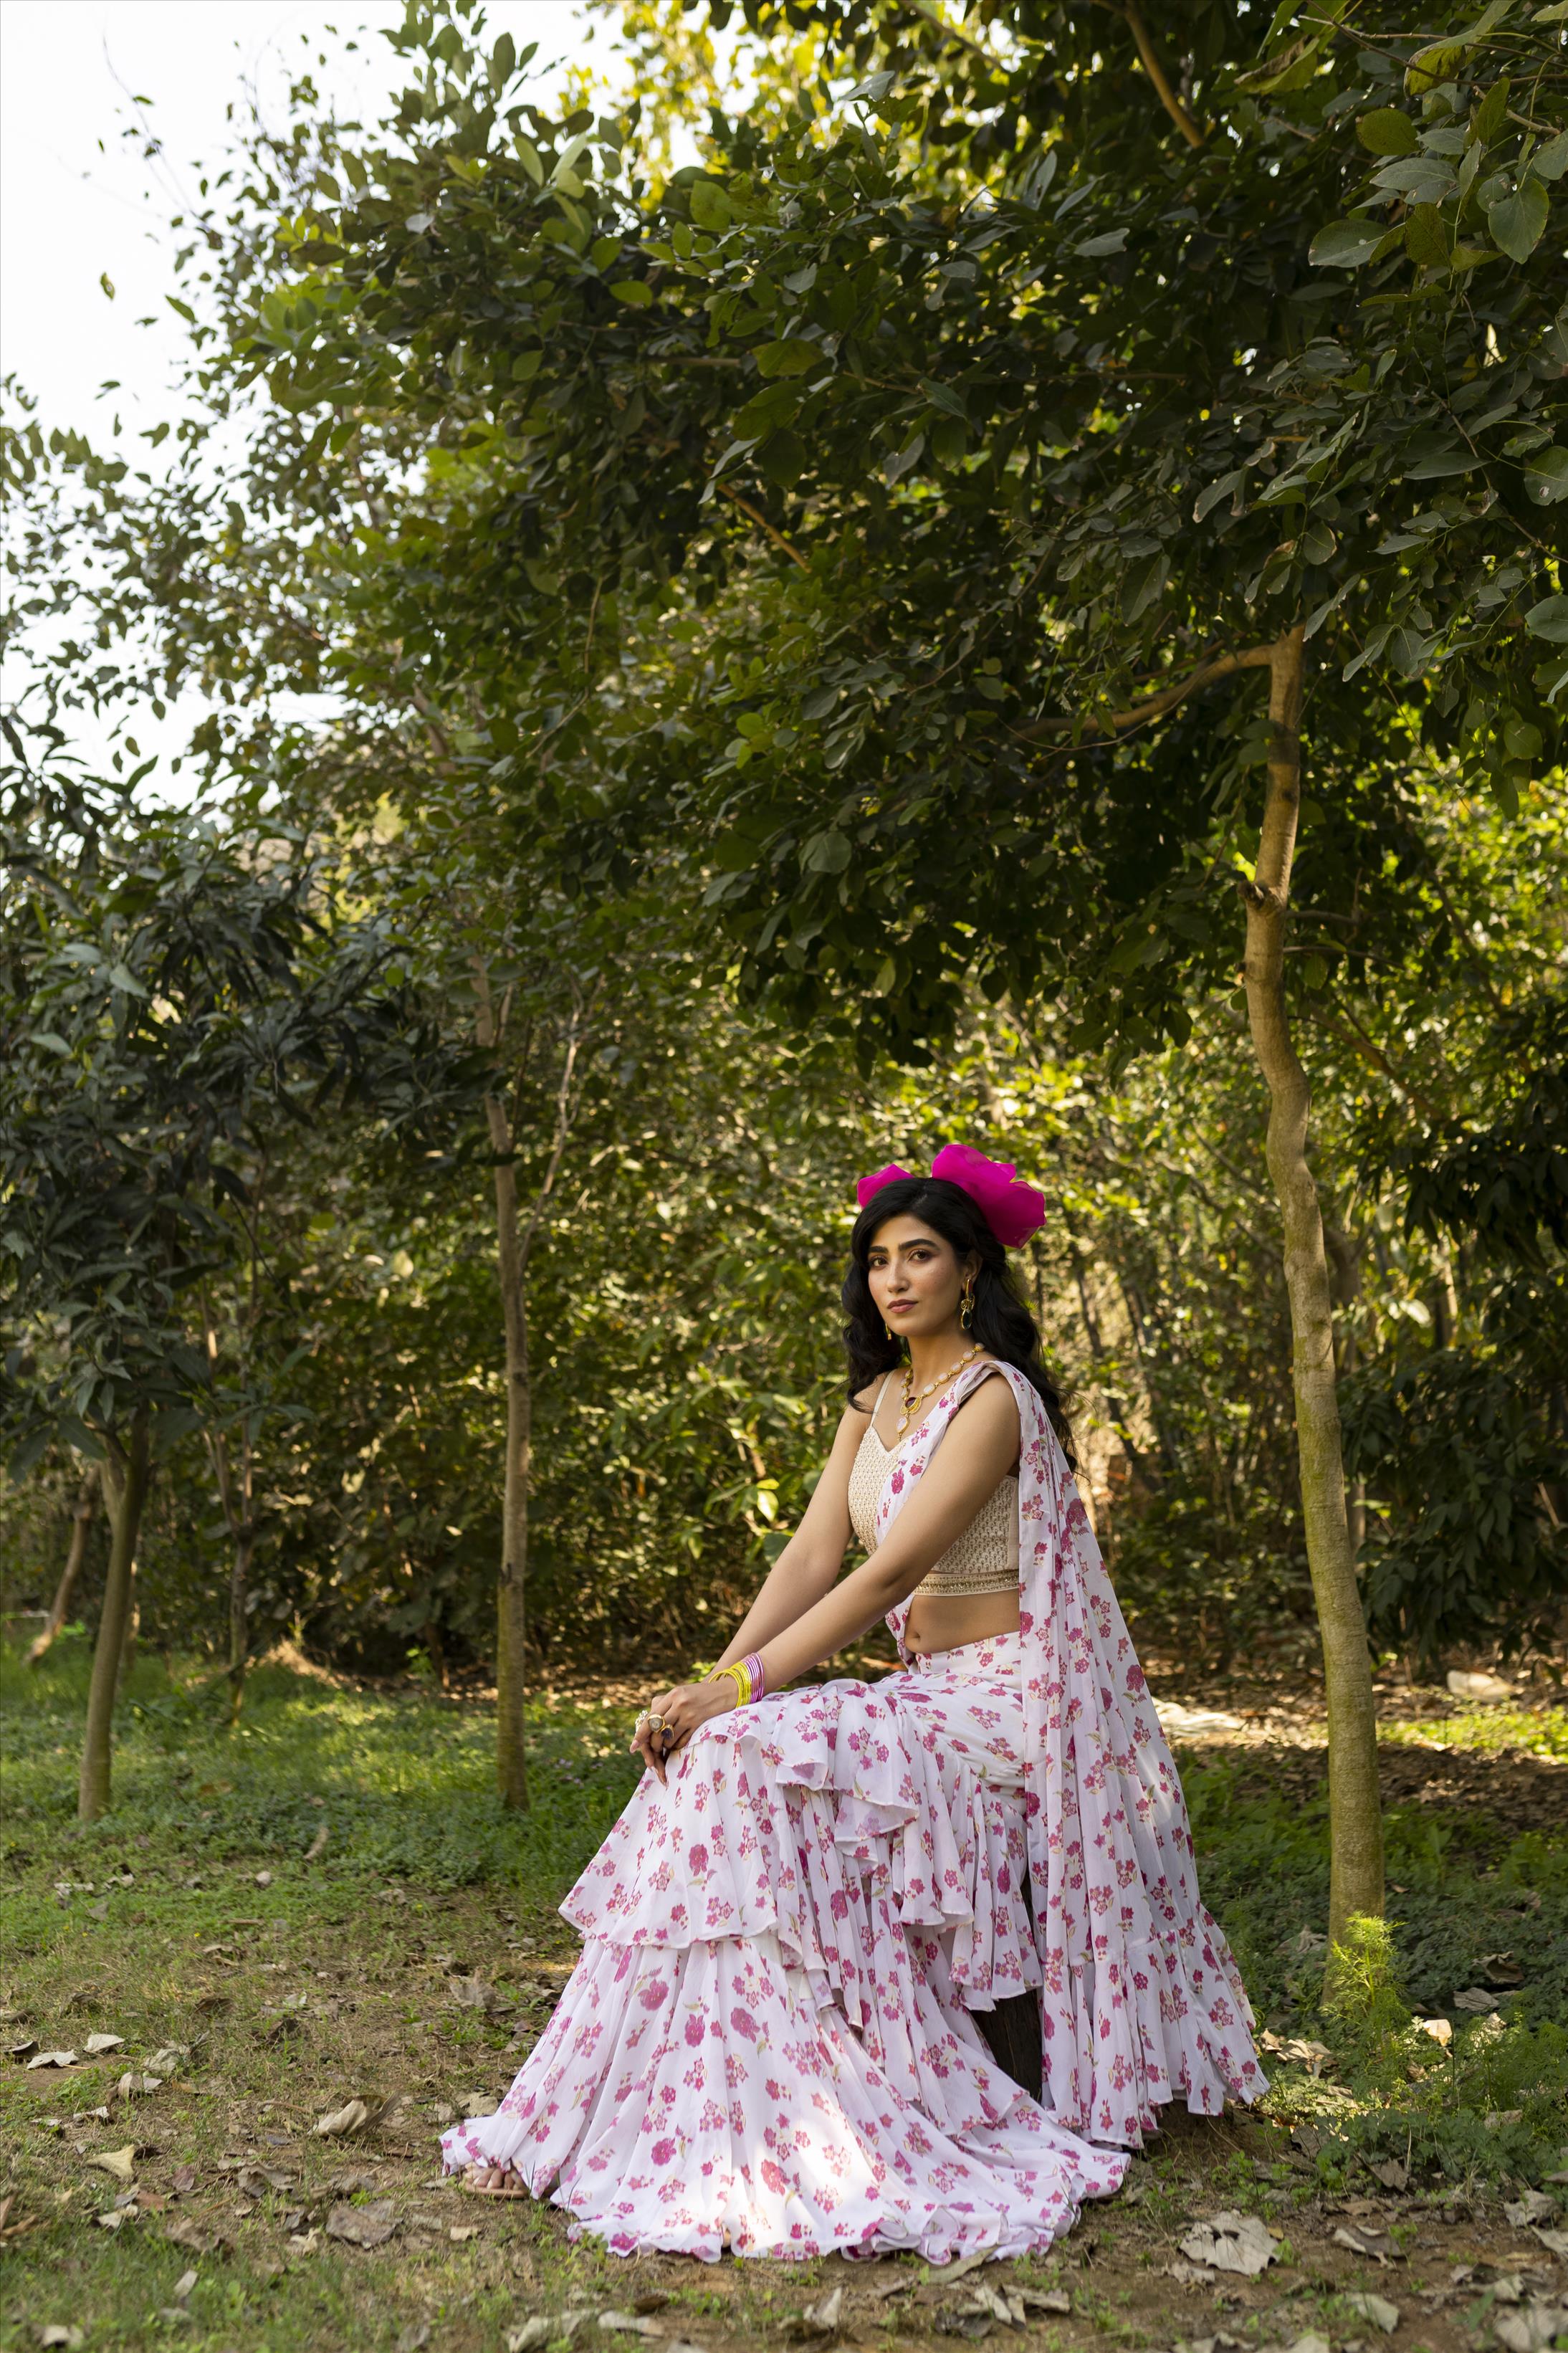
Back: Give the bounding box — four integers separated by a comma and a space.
462, 2164, 530, 2198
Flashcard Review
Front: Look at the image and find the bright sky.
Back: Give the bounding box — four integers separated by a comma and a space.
0, 1, 594, 793
0, 0, 592, 435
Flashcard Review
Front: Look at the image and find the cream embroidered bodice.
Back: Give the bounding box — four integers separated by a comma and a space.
848, 1374, 1019, 1598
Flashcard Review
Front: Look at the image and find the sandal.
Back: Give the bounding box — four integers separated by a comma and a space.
462, 2164, 531, 2198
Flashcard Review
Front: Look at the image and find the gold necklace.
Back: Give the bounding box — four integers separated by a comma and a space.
897, 1344, 982, 1436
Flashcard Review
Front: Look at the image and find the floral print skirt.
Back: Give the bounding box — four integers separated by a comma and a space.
439, 1636, 1132, 2261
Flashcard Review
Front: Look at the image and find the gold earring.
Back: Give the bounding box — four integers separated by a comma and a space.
960, 1280, 975, 1332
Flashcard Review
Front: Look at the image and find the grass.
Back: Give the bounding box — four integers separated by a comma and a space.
1, 1637, 1566, 2352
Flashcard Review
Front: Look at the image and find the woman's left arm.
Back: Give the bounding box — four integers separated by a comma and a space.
640, 1377, 1020, 1781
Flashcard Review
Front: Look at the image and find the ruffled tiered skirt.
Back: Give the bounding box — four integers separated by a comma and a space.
440, 1635, 1248, 2260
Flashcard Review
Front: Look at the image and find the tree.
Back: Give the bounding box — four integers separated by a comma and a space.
215, 0, 1564, 1942
0, 801, 444, 1813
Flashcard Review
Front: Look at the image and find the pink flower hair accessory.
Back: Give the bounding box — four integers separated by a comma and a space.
855, 1143, 1047, 1247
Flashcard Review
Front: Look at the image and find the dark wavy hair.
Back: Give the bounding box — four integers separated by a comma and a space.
841, 1176, 1077, 1468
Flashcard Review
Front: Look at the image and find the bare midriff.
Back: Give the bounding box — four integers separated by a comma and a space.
868, 1379, 1022, 1660
903, 1583, 1021, 1658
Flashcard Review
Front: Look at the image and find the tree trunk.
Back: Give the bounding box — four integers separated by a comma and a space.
487, 1084, 532, 1812
79, 1417, 150, 1823
1240, 628, 1383, 1945
226, 1426, 255, 1727
1324, 1221, 1368, 1569
27, 1478, 95, 1666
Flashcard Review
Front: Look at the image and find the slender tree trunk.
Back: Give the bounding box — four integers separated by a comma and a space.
472, 960, 591, 1811
487, 1084, 533, 1812
1325, 1222, 1367, 1563
27, 1479, 95, 1666
1240, 628, 1383, 1944
227, 1423, 256, 1727
79, 1416, 150, 1823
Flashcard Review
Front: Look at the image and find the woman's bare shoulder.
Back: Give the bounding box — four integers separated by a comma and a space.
951, 1360, 1022, 1439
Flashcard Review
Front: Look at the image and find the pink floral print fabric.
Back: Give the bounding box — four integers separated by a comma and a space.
442, 1634, 1129, 2258
439, 1361, 1265, 2258
880, 1362, 1265, 2144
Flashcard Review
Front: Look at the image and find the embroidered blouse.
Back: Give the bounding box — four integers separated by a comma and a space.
848, 1373, 1019, 1598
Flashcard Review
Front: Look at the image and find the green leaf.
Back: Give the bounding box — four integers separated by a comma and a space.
735, 383, 801, 436
1487, 178, 1549, 262
801, 829, 851, 875
1194, 468, 1245, 522
689, 181, 732, 232
1074, 229, 1128, 258
754, 338, 823, 379
1503, 717, 1542, 762
609, 279, 653, 307
1470, 77, 1511, 148
1402, 437, 1477, 479
1524, 449, 1568, 505
1357, 108, 1419, 156
1404, 204, 1449, 266
1524, 594, 1568, 644
759, 428, 806, 487
1308, 218, 1385, 269
1532, 130, 1568, 181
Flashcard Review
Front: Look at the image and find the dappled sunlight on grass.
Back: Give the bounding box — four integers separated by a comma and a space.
1, 1636, 642, 1915
1380, 1700, 1568, 1762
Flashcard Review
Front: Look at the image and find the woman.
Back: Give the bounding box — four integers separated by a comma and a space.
441, 1145, 1264, 2261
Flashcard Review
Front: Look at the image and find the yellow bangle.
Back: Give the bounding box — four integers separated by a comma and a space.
715, 1661, 751, 1706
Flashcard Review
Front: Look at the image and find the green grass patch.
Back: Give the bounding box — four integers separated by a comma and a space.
1, 1643, 1564, 2349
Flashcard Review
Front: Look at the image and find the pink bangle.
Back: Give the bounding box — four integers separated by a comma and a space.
743, 1651, 765, 1700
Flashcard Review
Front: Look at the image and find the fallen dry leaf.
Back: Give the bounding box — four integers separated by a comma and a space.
1177, 2210, 1278, 2277
1415, 2016, 1453, 2047
254, 1871, 273, 1887
1341, 2291, 1400, 2334
448, 1975, 510, 2016
802, 2286, 843, 2334
26, 2051, 79, 2071
1018, 2288, 1071, 2315
304, 1825, 330, 1862
116, 2071, 165, 2098
33, 2329, 85, 2349
1506, 2191, 1558, 2227
87, 2146, 138, 2184
1453, 1988, 1500, 2013
932, 2248, 992, 2285
1532, 2228, 1568, 2258
598, 2314, 666, 2339
505, 2323, 554, 2353
94, 2208, 133, 2231
325, 2198, 398, 2249
0, 2194, 43, 2244
170, 2165, 199, 2196
1494, 2303, 1568, 2353
315, 2098, 372, 2139
164, 2216, 226, 2255
1258, 2030, 1332, 2074
1445, 1669, 1511, 1702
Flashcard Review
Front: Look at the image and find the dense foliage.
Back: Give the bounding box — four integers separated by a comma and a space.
0, 0, 1563, 1818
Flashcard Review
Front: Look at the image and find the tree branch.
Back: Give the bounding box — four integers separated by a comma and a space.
717, 482, 809, 571
1088, 0, 1207, 145
1016, 644, 1274, 744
